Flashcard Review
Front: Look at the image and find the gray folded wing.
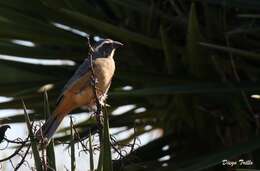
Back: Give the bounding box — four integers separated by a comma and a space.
56, 58, 91, 104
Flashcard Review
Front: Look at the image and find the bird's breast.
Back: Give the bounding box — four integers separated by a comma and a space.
94, 57, 115, 90
73, 57, 115, 107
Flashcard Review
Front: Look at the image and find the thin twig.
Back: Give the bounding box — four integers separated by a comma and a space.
0, 137, 29, 162
14, 144, 31, 171
86, 37, 104, 153
87, 38, 103, 123
4, 137, 27, 144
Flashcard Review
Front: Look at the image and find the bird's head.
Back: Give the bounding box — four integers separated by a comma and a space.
0, 125, 10, 143
93, 39, 123, 58
2, 125, 11, 130
0, 125, 10, 133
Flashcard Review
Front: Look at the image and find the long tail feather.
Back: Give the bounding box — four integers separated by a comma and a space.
36, 114, 64, 140
37, 97, 74, 141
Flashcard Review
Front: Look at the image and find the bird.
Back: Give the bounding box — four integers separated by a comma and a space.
0, 125, 10, 143
37, 38, 123, 140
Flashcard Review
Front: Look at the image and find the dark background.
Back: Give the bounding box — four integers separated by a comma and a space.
1, 0, 260, 170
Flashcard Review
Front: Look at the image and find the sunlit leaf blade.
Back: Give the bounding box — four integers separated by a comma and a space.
70, 117, 76, 171
44, 91, 57, 171
89, 130, 94, 171
22, 100, 43, 171
97, 132, 104, 171
102, 109, 113, 171
0, 41, 86, 59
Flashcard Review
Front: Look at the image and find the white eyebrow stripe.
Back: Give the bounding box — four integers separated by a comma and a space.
95, 39, 113, 51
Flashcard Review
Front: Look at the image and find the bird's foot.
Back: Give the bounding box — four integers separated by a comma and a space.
90, 77, 99, 86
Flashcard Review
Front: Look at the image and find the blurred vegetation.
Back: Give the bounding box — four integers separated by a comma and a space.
0, 0, 260, 170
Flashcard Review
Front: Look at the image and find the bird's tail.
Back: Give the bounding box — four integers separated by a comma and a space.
37, 114, 64, 140
36, 98, 75, 141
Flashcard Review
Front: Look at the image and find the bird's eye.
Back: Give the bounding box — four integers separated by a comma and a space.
103, 43, 110, 49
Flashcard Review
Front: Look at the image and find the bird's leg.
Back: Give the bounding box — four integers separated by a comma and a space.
90, 75, 103, 130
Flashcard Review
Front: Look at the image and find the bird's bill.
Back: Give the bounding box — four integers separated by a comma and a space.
112, 41, 123, 49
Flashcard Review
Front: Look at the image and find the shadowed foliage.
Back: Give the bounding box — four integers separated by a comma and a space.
1, 0, 260, 170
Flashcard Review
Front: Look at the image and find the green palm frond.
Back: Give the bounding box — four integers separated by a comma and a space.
1, 0, 260, 170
